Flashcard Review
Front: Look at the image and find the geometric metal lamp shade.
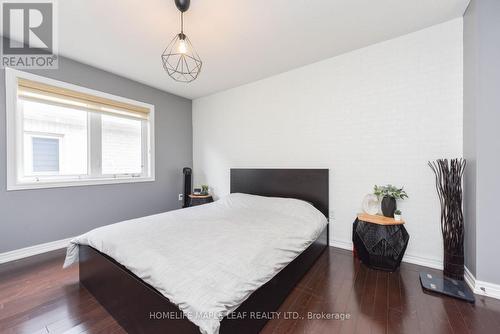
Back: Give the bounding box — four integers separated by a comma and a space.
161, 33, 202, 83
161, 0, 202, 83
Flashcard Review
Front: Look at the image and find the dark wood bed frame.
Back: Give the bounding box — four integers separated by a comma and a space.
79, 168, 329, 333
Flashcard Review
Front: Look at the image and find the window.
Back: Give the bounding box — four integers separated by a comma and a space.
102, 114, 142, 175
30, 136, 61, 173
5, 68, 155, 190
23, 101, 87, 177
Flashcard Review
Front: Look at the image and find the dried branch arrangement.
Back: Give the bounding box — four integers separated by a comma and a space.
429, 158, 466, 280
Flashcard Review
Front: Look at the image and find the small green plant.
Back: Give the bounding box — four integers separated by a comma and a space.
394, 209, 402, 215
201, 184, 209, 195
373, 184, 408, 200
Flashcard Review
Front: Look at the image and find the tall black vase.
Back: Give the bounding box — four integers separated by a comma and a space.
420, 159, 474, 303
429, 158, 467, 280
381, 196, 396, 217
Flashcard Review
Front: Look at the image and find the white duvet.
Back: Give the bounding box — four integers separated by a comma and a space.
64, 193, 327, 334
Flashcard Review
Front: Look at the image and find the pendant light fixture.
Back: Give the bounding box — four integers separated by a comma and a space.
161, 0, 202, 83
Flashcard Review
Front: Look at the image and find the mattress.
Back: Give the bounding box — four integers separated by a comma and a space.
64, 193, 327, 334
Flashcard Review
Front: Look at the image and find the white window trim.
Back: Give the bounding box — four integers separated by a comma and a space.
5, 68, 156, 191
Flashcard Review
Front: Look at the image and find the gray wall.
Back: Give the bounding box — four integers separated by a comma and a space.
463, 0, 500, 284
0, 56, 192, 253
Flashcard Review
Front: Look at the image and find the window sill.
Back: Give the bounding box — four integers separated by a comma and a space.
7, 176, 155, 191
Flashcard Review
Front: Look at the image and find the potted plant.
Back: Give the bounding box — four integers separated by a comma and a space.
394, 209, 402, 221
201, 184, 209, 195
373, 184, 408, 217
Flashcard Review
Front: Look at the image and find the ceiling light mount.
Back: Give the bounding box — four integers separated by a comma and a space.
175, 0, 190, 13
161, 0, 202, 83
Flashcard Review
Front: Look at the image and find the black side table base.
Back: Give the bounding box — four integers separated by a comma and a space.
188, 195, 213, 207
419, 272, 475, 303
352, 218, 409, 272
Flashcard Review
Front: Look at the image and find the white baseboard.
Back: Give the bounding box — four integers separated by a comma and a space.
330, 238, 443, 270
330, 238, 352, 251
0, 237, 72, 264
464, 267, 500, 300
464, 267, 476, 293
403, 254, 443, 270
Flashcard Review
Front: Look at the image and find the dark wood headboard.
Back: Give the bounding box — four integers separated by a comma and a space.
230, 168, 329, 219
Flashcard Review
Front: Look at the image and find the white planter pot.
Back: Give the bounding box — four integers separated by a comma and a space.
394, 214, 402, 221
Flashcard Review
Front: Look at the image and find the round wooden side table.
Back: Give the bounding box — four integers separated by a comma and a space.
188, 194, 213, 207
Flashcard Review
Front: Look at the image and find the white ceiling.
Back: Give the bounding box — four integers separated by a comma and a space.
58, 0, 469, 99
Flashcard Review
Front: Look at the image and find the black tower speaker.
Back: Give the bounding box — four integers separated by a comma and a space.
182, 167, 192, 208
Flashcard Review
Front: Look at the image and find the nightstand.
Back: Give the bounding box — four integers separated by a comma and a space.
188, 194, 213, 207
352, 213, 409, 271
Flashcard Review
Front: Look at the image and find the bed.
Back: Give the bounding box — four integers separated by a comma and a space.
65, 168, 329, 334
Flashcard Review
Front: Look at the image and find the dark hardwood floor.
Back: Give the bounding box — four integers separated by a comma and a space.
1, 247, 499, 334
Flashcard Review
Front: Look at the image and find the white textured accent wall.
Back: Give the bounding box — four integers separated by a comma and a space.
193, 19, 463, 265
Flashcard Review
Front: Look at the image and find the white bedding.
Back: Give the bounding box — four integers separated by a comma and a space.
64, 193, 327, 334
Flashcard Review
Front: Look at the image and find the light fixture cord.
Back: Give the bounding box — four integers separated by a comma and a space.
180, 12, 184, 34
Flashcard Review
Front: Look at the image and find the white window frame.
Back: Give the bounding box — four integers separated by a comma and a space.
5, 68, 155, 191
